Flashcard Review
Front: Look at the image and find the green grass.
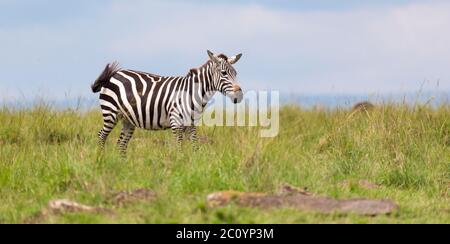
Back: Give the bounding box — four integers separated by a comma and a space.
0, 103, 449, 223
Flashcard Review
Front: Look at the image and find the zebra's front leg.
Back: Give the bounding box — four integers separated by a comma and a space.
117, 120, 136, 157
188, 126, 199, 150
171, 126, 185, 149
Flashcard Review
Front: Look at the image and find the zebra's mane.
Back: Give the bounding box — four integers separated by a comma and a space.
217, 54, 228, 61
187, 54, 228, 76
188, 60, 213, 76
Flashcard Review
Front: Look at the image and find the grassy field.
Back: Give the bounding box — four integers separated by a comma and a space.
0, 102, 449, 223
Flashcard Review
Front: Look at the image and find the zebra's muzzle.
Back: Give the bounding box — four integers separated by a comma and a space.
228, 90, 244, 104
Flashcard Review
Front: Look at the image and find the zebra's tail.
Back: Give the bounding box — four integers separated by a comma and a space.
91, 61, 121, 93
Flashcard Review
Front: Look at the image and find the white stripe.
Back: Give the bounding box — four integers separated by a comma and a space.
103, 114, 116, 122
100, 100, 118, 112
152, 80, 166, 129
103, 122, 115, 128
127, 70, 148, 96
145, 79, 157, 128
103, 111, 117, 119
110, 78, 140, 127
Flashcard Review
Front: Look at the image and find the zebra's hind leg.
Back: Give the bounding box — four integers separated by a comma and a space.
117, 120, 136, 157
187, 126, 199, 150
97, 111, 119, 150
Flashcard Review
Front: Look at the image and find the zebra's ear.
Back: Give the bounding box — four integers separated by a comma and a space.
228, 53, 242, 64
207, 50, 220, 64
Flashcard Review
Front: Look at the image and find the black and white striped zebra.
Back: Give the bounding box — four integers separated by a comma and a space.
91, 50, 243, 155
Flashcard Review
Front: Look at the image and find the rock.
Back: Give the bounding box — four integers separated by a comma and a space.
207, 191, 267, 208
25, 188, 157, 223
47, 199, 107, 214
278, 183, 313, 196
206, 187, 398, 216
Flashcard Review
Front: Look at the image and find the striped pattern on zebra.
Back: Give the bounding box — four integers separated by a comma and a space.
91, 50, 243, 155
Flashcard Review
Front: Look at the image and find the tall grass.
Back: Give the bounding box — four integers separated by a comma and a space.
0, 102, 449, 223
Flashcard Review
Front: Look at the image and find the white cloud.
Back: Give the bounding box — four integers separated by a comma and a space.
101, 1, 450, 93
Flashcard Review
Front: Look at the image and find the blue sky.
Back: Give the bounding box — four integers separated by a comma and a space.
1, 0, 449, 100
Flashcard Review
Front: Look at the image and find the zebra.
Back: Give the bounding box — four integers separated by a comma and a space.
91, 50, 244, 155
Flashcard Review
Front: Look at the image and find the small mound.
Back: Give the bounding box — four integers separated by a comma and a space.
353, 101, 375, 112
339, 180, 380, 190
25, 188, 156, 223
25, 199, 111, 223
110, 188, 157, 206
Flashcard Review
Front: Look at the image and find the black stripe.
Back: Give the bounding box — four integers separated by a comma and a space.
100, 105, 116, 114
162, 77, 179, 115
99, 93, 119, 110
148, 79, 165, 128
121, 70, 144, 96
155, 78, 171, 128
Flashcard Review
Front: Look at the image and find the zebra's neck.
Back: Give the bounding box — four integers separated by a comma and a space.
185, 60, 217, 108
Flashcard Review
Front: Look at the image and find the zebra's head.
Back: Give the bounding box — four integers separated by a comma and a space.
207, 50, 243, 104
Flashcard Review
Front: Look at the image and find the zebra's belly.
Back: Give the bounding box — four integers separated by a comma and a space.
141, 109, 171, 130
115, 101, 171, 130
144, 116, 171, 130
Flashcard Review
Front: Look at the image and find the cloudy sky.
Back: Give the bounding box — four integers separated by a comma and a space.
1, 0, 449, 100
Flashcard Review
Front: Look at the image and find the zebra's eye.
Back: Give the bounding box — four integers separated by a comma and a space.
221, 71, 227, 76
